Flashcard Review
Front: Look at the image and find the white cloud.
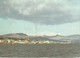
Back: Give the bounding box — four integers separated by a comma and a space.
0, 0, 80, 25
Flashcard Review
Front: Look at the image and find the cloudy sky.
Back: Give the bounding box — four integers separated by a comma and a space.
0, 0, 80, 35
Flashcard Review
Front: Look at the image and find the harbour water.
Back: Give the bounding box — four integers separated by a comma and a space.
0, 44, 80, 57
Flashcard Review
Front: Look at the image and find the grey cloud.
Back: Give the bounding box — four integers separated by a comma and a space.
0, 0, 80, 25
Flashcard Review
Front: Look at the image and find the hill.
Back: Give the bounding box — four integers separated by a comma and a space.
0, 33, 28, 40
0, 33, 80, 43
45, 34, 80, 43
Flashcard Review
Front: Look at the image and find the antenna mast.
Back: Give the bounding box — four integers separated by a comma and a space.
35, 23, 38, 36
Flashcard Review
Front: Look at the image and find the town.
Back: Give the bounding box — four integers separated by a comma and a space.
0, 39, 71, 44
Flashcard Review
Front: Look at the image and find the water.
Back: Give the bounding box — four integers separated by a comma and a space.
0, 44, 80, 57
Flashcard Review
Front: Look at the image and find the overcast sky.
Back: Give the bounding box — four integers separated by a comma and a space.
0, 0, 80, 35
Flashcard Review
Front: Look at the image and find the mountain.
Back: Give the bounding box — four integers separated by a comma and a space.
29, 36, 54, 41
66, 34, 80, 43
44, 34, 64, 40
0, 33, 28, 40
0, 33, 80, 43
45, 34, 80, 43
4, 33, 28, 36
67, 34, 80, 39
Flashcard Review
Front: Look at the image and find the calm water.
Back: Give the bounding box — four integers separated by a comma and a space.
0, 44, 80, 57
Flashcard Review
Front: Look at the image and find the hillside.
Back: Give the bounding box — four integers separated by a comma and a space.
45, 34, 80, 43
0, 33, 80, 43
0, 33, 28, 40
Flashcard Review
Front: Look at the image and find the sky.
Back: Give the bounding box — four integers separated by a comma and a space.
0, 0, 80, 36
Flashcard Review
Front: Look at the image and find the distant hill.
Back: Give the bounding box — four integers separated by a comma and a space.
44, 34, 80, 43
0, 33, 28, 40
0, 33, 80, 43
29, 34, 80, 43
67, 34, 80, 39
29, 36, 54, 41
3, 33, 28, 36
66, 34, 80, 43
